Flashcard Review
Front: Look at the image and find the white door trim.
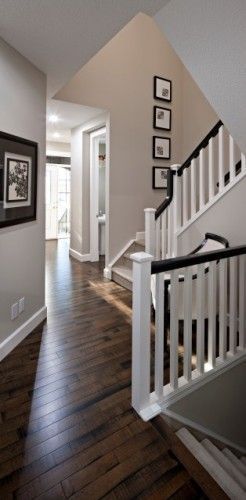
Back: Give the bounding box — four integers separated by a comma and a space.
90, 127, 106, 262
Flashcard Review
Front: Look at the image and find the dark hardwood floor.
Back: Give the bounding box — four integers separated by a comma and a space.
0, 239, 204, 499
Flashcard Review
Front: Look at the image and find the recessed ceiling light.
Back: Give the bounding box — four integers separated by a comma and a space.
48, 114, 59, 123
53, 132, 60, 139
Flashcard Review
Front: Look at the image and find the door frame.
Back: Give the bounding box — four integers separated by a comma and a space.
90, 126, 106, 261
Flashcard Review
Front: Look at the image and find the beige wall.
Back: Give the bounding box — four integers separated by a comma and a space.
57, 13, 218, 264
181, 67, 217, 160
0, 38, 46, 347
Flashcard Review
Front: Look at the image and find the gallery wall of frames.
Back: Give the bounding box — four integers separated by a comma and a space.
152, 75, 172, 189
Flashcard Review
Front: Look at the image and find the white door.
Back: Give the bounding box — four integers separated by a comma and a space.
46, 164, 58, 240
90, 127, 106, 261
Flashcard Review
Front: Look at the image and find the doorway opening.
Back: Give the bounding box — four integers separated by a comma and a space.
90, 127, 106, 262
45, 162, 71, 240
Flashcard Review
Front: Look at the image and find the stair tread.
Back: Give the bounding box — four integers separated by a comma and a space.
202, 439, 246, 490
176, 428, 245, 499
223, 448, 246, 475
112, 265, 133, 281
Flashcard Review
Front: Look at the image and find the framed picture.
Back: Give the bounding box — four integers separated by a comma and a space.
152, 166, 169, 189
154, 76, 172, 102
153, 136, 171, 159
0, 131, 38, 228
153, 106, 171, 131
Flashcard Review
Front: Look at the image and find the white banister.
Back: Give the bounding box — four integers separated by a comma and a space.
208, 137, 214, 200
190, 158, 197, 218
183, 168, 189, 225
155, 217, 161, 260
155, 272, 165, 398
208, 261, 217, 368
161, 211, 167, 259
183, 267, 192, 381
229, 257, 237, 354
144, 208, 156, 256
219, 259, 227, 360
171, 164, 181, 255
170, 269, 179, 389
199, 149, 205, 209
131, 252, 152, 414
239, 255, 246, 349
218, 125, 224, 192
229, 135, 235, 182
196, 264, 205, 374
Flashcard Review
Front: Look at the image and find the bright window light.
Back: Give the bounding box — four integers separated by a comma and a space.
48, 114, 59, 123
53, 132, 60, 139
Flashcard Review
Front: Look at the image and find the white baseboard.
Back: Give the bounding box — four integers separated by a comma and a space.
69, 248, 91, 262
0, 305, 47, 362
104, 267, 112, 279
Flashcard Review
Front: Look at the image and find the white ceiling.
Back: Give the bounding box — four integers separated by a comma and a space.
46, 99, 102, 143
0, 0, 170, 97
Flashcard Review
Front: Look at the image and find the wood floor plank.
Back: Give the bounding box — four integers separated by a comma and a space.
0, 240, 202, 499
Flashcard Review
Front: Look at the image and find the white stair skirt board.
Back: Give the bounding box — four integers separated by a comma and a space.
69, 248, 91, 262
202, 439, 246, 490
223, 448, 246, 476
177, 168, 246, 238
0, 306, 47, 362
176, 428, 246, 499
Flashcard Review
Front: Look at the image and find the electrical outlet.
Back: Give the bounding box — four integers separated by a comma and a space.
11, 302, 19, 320
19, 297, 25, 314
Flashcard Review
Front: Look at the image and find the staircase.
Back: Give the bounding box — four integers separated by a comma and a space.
177, 427, 246, 499
111, 238, 145, 291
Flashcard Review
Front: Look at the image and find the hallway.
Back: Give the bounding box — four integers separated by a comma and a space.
0, 241, 203, 499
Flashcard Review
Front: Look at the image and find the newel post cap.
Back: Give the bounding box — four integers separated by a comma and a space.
130, 252, 153, 263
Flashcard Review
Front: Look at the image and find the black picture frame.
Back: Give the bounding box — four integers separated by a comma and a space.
154, 76, 172, 102
0, 131, 38, 228
153, 136, 171, 160
152, 166, 169, 189
153, 106, 171, 131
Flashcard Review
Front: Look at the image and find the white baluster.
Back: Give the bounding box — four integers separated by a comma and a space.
155, 217, 161, 260
197, 264, 205, 374
190, 158, 197, 218
183, 168, 189, 225
170, 269, 179, 389
131, 252, 152, 414
199, 149, 205, 210
218, 125, 224, 192
183, 267, 192, 381
219, 259, 227, 360
241, 153, 246, 172
144, 208, 156, 257
172, 165, 181, 255
239, 255, 246, 349
155, 273, 164, 398
208, 261, 217, 368
161, 212, 167, 259
208, 137, 214, 201
229, 135, 235, 182
168, 206, 173, 257
229, 257, 237, 354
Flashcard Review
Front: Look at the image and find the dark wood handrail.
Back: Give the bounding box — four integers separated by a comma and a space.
155, 168, 175, 220
178, 120, 223, 175
155, 120, 223, 220
151, 244, 246, 274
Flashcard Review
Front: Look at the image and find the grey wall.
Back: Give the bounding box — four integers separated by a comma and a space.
155, 0, 246, 154
0, 38, 46, 345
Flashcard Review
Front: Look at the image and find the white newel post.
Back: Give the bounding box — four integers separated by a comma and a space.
171, 165, 181, 256
130, 252, 152, 417
144, 208, 156, 257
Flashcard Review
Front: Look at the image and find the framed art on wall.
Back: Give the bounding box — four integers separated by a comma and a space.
152, 166, 169, 189
0, 131, 38, 228
153, 106, 171, 131
154, 76, 172, 102
153, 136, 171, 159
